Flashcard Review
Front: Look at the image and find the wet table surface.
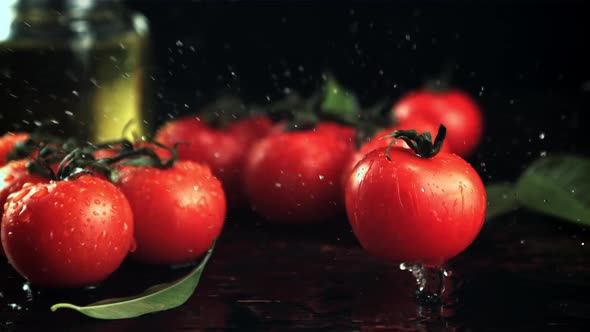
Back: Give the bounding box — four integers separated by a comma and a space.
1, 210, 589, 331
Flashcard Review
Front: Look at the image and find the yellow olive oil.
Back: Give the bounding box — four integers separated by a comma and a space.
0, 2, 152, 143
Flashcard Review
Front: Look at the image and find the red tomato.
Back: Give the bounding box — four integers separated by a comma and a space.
0, 160, 49, 216
155, 116, 272, 208
345, 147, 486, 266
1, 175, 134, 287
244, 130, 353, 224
0, 160, 50, 256
340, 117, 450, 189
269, 121, 355, 144
313, 122, 356, 148
117, 161, 226, 265
392, 90, 483, 157
0, 132, 29, 166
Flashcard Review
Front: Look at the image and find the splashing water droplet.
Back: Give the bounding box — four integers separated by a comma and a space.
400, 263, 448, 305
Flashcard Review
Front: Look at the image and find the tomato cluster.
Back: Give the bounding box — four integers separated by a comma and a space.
0, 85, 486, 288
154, 87, 486, 265
0, 134, 225, 288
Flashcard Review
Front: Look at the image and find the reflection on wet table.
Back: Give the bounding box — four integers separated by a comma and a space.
1, 210, 589, 331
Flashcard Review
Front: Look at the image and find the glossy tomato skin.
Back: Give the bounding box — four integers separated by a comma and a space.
392, 90, 483, 157
244, 131, 353, 224
0, 132, 29, 166
155, 116, 272, 208
1, 175, 134, 287
345, 147, 486, 265
313, 122, 356, 148
0, 160, 49, 256
270, 121, 355, 145
117, 161, 226, 265
0, 160, 48, 215
340, 116, 450, 189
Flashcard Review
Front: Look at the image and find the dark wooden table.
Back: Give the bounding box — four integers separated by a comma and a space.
1, 211, 589, 331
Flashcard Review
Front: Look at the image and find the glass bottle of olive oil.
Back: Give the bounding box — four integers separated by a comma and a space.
0, 0, 153, 143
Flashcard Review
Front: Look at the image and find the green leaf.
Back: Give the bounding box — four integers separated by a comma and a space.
485, 182, 519, 221
51, 242, 215, 320
515, 155, 590, 226
320, 75, 361, 125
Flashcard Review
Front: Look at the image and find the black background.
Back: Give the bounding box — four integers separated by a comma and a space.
127, 0, 589, 181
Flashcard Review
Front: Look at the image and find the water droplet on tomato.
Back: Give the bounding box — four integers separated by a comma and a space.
318, 175, 324, 180
93, 211, 98, 216
30, 187, 49, 199
275, 182, 282, 188
49, 231, 53, 239
11, 190, 28, 203
193, 185, 199, 192
101, 230, 107, 239
18, 205, 31, 222
94, 199, 101, 205
198, 197, 207, 207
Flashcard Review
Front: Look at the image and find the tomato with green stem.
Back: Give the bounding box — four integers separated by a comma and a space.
2, 174, 134, 288
344, 125, 486, 266
392, 89, 483, 157
340, 116, 450, 189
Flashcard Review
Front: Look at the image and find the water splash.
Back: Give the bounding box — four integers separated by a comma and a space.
400, 263, 450, 305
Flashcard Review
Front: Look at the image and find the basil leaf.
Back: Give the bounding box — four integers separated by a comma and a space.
320, 76, 361, 125
515, 155, 590, 226
485, 182, 519, 221
51, 242, 215, 319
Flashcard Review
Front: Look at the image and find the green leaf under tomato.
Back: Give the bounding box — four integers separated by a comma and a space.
485, 182, 519, 221
320, 75, 361, 125
50, 242, 215, 320
515, 155, 590, 226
